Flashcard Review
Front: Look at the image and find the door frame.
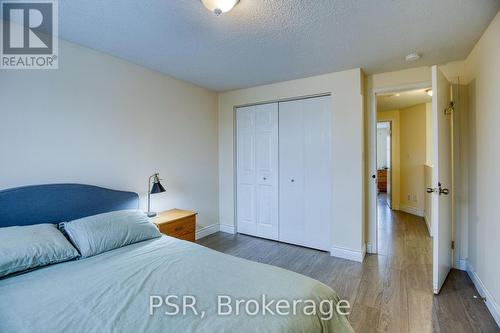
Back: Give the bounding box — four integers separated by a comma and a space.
368, 81, 432, 254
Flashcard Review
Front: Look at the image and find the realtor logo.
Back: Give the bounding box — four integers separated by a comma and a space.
1, 0, 58, 69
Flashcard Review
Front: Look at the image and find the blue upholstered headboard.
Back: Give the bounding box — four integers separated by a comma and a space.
0, 184, 139, 227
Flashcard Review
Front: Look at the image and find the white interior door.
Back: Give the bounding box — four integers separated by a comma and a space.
236, 103, 279, 240
431, 65, 453, 294
279, 96, 332, 251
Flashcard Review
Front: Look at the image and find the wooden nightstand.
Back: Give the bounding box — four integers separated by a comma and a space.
153, 209, 197, 242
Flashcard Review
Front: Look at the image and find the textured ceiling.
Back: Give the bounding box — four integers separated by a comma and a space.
59, 0, 500, 91
378, 89, 432, 111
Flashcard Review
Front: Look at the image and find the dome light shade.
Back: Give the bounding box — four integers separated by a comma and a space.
201, 0, 239, 16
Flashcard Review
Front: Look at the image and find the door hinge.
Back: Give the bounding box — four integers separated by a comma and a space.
473, 295, 487, 302
451, 241, 455, 250
444, 101, 454, 115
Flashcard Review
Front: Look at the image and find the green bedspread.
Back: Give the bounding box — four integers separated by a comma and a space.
0, 236, 353, 333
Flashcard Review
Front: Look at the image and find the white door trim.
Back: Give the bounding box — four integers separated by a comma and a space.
368, 81, 432, 254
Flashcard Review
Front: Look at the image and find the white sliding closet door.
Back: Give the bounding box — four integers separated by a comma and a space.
279, 96, 332, 251
236, 103, 279, 240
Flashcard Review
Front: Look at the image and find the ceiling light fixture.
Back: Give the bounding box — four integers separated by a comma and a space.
426, 89, 433, 97
405, 53, 421, 62
202, 0, 239, 16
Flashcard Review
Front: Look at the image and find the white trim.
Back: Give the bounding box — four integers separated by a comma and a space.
330, 244, 366, 263
195, 224, 220, 240
466, 261, 500, 328
219, 224, 236, 234
424, 215, 432, 237
366, 242, 374, 254
454, 259, 466, 271
433, 282, 439, 294
195, 223, 238, 240
399, 205, 425, 217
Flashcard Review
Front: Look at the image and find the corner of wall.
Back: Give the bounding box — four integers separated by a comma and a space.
466, 261, 500, 327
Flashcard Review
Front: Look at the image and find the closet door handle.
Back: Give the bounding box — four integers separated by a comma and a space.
290, 179, 295, 183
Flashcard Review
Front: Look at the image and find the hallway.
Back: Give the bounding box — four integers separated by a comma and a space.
373, 193, 498, 332
198, 197, 498, 332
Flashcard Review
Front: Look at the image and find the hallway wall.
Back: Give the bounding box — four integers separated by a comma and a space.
399, 103, 427, 216
377, 103, 427, 216
463, 11, 500, 325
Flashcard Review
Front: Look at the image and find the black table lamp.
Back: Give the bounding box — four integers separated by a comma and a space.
147, 173, 166, 217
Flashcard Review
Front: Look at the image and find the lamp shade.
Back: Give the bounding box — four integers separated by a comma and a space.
151, 180, 166, 194
201, 0, 239, 15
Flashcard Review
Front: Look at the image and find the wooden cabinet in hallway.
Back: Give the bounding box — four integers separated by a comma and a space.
378, 169, 388, 192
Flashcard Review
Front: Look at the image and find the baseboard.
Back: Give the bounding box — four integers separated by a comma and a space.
366, 242, 375, 254
195, 224, 219, 240
399, 205, 425, 217
330, 244, 366, 263
454, 259, 467, 271
219, 224, 236, 234
466, 261, 500, 328
196, 223, 237, 240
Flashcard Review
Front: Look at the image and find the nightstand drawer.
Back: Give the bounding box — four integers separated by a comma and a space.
155, 211, 196, 242
159, 216, 195, 237
153, 209, 197, 242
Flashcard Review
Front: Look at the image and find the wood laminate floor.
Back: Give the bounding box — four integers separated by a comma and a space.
198, 195, 499, 332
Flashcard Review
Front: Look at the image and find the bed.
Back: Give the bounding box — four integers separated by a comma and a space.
0, 184, 353, 333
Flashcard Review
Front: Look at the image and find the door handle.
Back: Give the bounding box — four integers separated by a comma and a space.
439, 187, 450, 195
290, 179, 295, 183
429, 183, 450, 195
438, 182, 449, 196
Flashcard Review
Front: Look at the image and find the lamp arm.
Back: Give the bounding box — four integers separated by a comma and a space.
147, 173, 155, 214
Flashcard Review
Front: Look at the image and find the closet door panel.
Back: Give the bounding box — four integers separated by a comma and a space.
255, 104, 279, 240
302, 96, 332, 251
236, 106, 257, 235
279, 96, 332, 251
279, 100, 305, 246
236, 103, 279, 240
